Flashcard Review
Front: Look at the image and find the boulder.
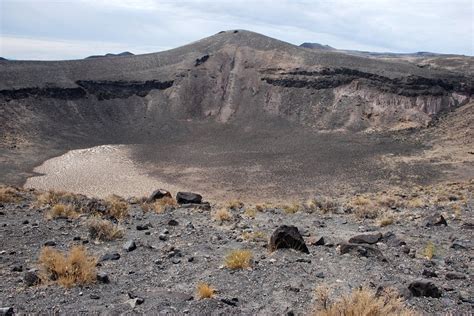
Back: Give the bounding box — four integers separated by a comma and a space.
96, 272, 110, 283
147, 189, 171, 202
269, 225, 309, 253
176, 192, 202, 204
408, 280, 442, 298
0, 307, 14, 316
424, 214, 447, 227
348, 232, 382, 244
123, 240, 137, 252
338, 242, 384, 259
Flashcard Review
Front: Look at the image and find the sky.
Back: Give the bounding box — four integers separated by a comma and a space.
0, 0, 473, 60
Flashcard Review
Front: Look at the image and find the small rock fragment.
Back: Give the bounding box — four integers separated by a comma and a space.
123, 240, 137, 252
168, 219, 179, 226
24, 270, 40, 286
147, 189, 171, 202
96, 272, 110, 283
424, 214, 447, 227
445, 272, 466, 280
100, 253, 121, 261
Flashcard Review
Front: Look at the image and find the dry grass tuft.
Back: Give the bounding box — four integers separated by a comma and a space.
213, 208, 232, 222
243, 208, 257, 219
242, 231, 267, 242
0, 186, 22, 203
378, 214, 395, 227
36, 190, 81, 207
224, 249, 253, 269
354, 207, 379, 219
105, 195, 129, 220
422, 241, 435, 260
227, 199, 244, 209
282, 202, 300, 214
46, 203, 79, 220
314, 287, 417, 316
142, 196, 177, 213
407, 198, 424, 208
319, 198, 339, 214
351, 195, 371, 207
88, 218, 123, 241
196, 282, 216, 299
39, 246, 97, 288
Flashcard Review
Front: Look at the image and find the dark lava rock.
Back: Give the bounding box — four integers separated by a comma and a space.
195, 55, 210, 66
269, 225, 309, 253
147, 189, 171, 202
0, 307, 14, 316
123, 240, 137, 252
450, 241, 468, 250
461, 222, 474, 229
90, 294, 100, 300
221, 297, 239, 306
408, 280, 442, 298
338, 242, 384, 259
348, 232, 382, 244
136, 223, 152, 231
424, 214, 447, 227
24, 270, 40, 286
97, 272, 110, 283
422, 269, 438, 278
176, 192, 202, 204
44, 241, 56, 247
168, 219, 179, 226
445, 272, 466, 280
11, 265, 23, 272
381, 232, 406, 247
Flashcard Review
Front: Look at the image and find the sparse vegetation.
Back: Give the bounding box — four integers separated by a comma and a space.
105, 195, 129, 220
142, 196, 178, 213
39, 246, 97, 288
0, 186, 22, 203
353, 207, 379, 219
242, 231, 266, 242
213, 208, 232, 222
422, 241, 435, 260
88, 218, 123, 241
227, 199, 244, 209
196, 282, 216, 299
378, 214, 395, 227
407, 198, 424, 208
243, 208, 257, 218
46, 203, 79, 220
351, 195, 371, 207
36, 190, 81, 207
224, 249, 253, 269
313, 287, 417, 316
283, 202, 300, 214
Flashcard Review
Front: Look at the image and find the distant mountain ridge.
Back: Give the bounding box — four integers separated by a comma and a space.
85, 51, 134, 59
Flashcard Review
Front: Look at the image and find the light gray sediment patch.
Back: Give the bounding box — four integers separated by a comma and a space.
24, 145, 182, 199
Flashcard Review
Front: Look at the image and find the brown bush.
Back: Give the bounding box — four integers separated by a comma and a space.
88, 218, 123, 241
39, 246, 97, 288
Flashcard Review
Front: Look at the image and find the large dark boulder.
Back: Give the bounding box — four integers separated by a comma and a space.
147, 189, 171, 203
338, 242, 385, 260
176, 192, 202, 204
408, 280, 442, 298
348, 232, 382, 244
269, 225, 309, 253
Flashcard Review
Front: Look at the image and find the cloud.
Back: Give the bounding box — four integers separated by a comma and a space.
1, 0, 472, 60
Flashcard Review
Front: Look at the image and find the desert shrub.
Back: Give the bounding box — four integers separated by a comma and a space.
88, 218, 123, 241
0, 186, 22, 203
282, 202, 300, 214
39, 246, 97, 288
227, 199, 244, 209
314, 286, 417, 316
319, 198, 339, 214
224, 249, 253, 269
354, 207, 379, 219
242, 231, 266, 242
243, 208, 257, 219
141, 196, 177, 213
196, 282, 215, 299
407, 198, 424, 208
213, 208, 232, 222
351, 195, 371, 207
36, 190, 82, 207
378, 214, 395, 227
46, 203, 79, 220
422, 241, 435, 260
105, 195, 129, 220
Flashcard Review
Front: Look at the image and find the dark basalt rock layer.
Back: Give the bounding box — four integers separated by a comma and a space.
0, 80, 174, 101
262, 67, 472, 97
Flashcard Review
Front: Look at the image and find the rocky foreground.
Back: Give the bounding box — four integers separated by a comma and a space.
0, 181, 472, 315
